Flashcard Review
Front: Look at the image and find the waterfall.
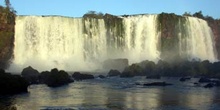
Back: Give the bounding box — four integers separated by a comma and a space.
123, 15, 160, 63
185, 17, 217, 62
13, 16, 89, 71
10, 15, 217, 72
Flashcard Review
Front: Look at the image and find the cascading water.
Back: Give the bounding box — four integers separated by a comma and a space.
12, 16, 88, 71
176, 16, 217, 62
185, 17, 217, 62
123, 15, 161, 63
10, 14, 217, 72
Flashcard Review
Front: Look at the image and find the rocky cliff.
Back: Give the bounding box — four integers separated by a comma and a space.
0, 6, 15, 68
206, 19, 220, 59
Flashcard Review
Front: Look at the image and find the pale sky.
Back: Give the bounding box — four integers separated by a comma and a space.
0, 0, 220, 18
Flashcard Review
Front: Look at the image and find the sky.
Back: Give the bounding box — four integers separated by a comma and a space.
0, 0, 220, 18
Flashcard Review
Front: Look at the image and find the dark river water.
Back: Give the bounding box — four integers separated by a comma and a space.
1, 77, 220, 110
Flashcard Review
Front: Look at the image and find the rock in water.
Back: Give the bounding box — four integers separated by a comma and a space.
0, 69, 29, 95
108, 69, 121, 77
39, 71, 51, 84
179, 77, 191, 82
204, 83, 214, 88
120, 64, 144, 78
43, 68, 73, 87
146, 75, 161, 79
72, 72, 94, 81
199, 78, 211, 83
143, 82, 173, 86
98, 75, 106, 79
21, 66, 40, 84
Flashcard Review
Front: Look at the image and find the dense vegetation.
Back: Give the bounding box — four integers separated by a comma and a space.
0, 0, 16, 69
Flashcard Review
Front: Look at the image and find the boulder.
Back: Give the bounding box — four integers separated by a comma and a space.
120, 64, 143, 78
204, 83, 214, 88
194, 82, 201, 86
108, 69, 121, 77
179, 77, 191, 82
98, 75, 106, 79
146, 75, 161, 79
72, 72, 94, 81
143, 82, 173, 86
198, 78, 211, 83
0, 69, 29, 95
39, 71, 51, 84
211, 80, 220, 86
21, 66, 40, 84
42, 68, 73, 87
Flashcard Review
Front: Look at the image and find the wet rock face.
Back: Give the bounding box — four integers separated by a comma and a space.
206, 19, 220, 59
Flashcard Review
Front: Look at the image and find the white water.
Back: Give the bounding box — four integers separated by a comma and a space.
185, 17, 217, 62
10, 15, 217, 72
123, 15, 160, 63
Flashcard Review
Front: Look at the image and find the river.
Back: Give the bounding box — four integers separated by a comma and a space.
1, 77, 220, 110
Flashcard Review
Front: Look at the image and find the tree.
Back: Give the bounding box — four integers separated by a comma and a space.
83, 11, 104, 19
183, 12, 191, 17
5, 0, 11, 8
4, 0, 16, 13
193, 11, 204, 19
205, 15, 214, 21
87, 10, 96, 15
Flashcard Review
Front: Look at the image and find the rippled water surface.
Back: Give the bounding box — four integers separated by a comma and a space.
1, 77, 220, 110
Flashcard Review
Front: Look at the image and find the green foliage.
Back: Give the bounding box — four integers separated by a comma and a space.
4, 0, 16, 13
193, 11, 204, 19
5, 0, 10, 8
83, 11, 104, 19
183, 12, 192, 17
183, 11, 215, 21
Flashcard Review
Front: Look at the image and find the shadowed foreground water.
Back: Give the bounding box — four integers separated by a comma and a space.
1, 77, 220, 110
